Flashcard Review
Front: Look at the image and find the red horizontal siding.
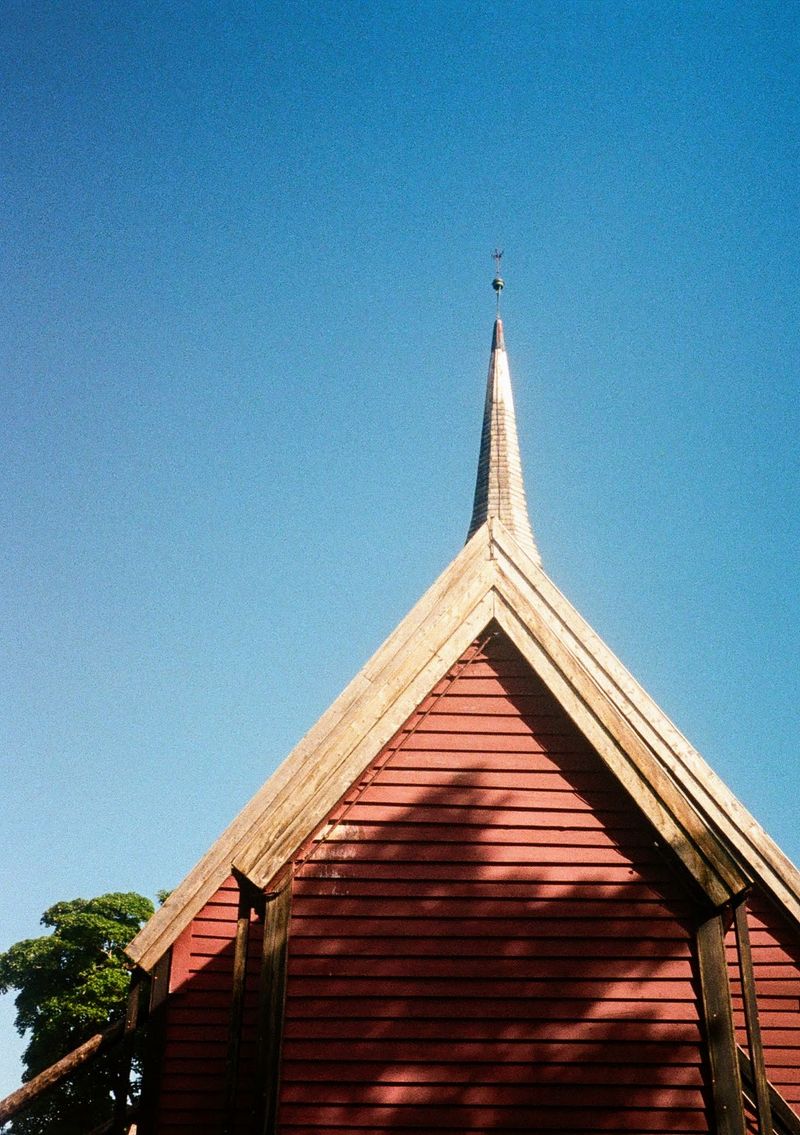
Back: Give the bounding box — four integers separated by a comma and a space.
280, 631, 711, 1134
156, 877, 262, 1132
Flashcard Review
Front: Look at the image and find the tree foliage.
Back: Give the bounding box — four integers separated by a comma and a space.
0, 892, 154, 1135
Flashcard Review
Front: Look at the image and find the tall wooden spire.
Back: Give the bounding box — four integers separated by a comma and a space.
466, 313, 540, 562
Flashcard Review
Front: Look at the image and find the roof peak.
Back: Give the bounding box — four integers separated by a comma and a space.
466, 312, 540, 563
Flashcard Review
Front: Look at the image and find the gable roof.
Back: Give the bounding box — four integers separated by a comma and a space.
127, 312, 800, 973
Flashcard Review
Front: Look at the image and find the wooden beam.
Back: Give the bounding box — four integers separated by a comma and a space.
0, 1021, 124, 1126
734, 901, 773, 1135
222, 884, 253, 1135
493, 587, 746, 905
738, 1046, 800, 1135
492, 518, 800, 934
136, 948, 171, 1135
696, 911, 746, 1135
111, 970, 144, 1133
257, 883, 292, 1135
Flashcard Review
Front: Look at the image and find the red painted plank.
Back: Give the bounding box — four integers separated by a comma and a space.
277, 1103, 710, 1130
372, 766, 623, 790
289, 916, 687, 939
280, 1081, 706, 1107
291, 877, 676, 899
288, 955, 695, 980
281, 1059, 706, 1085
283, 1015, 705, 1043
282, 1038, 706, 1064
285, 995, 702, 1021
288, 934, 693, 959
289, 900, 691, 925
294, 865, 679, 890
388, 747, 597, 768
307, 840, 655, 865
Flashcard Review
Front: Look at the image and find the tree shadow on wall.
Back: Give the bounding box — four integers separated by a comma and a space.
156, 627, 717, 1134
274, 630, 715, 1135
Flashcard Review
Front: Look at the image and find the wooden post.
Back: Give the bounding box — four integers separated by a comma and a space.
734, 900, 773, 1135
696, 910, 746, 1135
136, 948, 171, 1135
256, 883, 292, 1135
111, 970, 144, 1133
222, 882, 254, 1134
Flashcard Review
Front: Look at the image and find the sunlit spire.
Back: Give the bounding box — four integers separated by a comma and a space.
466, 267, 540, 562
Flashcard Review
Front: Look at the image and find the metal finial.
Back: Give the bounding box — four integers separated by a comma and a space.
491, 249, 504, 312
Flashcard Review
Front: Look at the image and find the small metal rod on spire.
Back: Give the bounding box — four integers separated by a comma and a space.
492, 248, 504, 313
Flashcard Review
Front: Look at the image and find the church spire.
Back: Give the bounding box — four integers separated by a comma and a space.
466, 265, 540, 562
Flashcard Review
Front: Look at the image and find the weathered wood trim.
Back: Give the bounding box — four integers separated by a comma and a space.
111, 969, 144, 1133
490, 518, 800, 929
738, 1046, 800, 1135
492, 584, 746, 905
136, 947, 171, 1135
233, 588, 495, 889
127, 529, 493, 969
257, 883, 292, 1135
734, 900, 773, 1135
696, 911, 746, 1135
222, 884, 253, 1134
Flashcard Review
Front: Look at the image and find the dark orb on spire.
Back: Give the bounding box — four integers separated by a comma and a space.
492, 275, 504, 293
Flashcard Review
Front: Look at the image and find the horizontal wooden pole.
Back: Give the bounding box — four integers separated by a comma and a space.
0, 1019, 124, 1125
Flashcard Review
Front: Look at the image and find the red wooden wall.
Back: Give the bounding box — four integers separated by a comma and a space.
156, 878, 262, 1131
151, 629, 800, 1133
279, 631, 710, 1134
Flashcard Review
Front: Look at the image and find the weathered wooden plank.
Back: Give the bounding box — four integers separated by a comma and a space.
111, 970, 144, 1133
0, 1021, 124, 1126
134, 948, 172, 1135
257, 883, 292, 1135
221, 886, 252, 1134
738, 1046, 800, 1135
696, 911, 746, 1135
493, 586, 745, 905
127, 531, 494, 970
235, 588, 496, 889
491, 519, 800, 932
734, 901, 774, 1135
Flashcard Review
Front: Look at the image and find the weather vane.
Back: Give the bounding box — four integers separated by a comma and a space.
492, 248, 504, 312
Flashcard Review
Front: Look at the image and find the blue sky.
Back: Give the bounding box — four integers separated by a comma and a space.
1, 0, 799, 1094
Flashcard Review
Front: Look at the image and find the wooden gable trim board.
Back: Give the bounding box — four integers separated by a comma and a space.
127, 528, 496, 970
491, 590, 744, 907
232, 587, 496, 885
489, 518, 800, 932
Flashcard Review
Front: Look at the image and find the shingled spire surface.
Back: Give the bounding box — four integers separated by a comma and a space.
466, 316, 540, 562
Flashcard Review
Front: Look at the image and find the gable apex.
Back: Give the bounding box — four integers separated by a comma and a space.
127, 517, 799, 973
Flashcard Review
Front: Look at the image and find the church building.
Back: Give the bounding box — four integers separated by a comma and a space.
124, 277, 800, 1135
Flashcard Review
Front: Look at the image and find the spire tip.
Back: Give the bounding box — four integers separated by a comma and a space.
491, 249, 504, 313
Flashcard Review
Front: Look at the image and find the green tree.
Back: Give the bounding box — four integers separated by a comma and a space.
0, 892, 154, 1135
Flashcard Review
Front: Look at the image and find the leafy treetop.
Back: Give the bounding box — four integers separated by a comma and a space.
0, 892, 154, 1134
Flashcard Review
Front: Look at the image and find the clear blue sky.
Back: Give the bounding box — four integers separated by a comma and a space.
2, 0, 798, 1094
